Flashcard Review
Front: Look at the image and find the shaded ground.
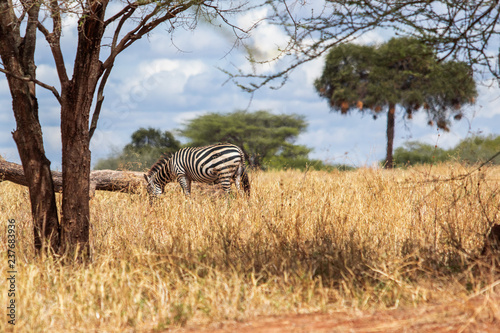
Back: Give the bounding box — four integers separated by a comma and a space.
175, 296, 499, 333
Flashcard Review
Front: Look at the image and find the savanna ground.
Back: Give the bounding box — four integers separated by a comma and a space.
0, 164, 499, 332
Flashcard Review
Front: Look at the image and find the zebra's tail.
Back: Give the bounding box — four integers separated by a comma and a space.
241, 166, 251, 195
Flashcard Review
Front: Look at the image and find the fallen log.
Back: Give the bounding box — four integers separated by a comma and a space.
0, 159, 146, 195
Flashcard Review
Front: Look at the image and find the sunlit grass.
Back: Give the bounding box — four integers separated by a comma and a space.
1, 163, 499, 331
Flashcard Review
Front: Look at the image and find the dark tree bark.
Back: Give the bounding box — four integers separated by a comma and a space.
385, 104, 396, 169
0, 0, 60, 254
58, 0, 108, 258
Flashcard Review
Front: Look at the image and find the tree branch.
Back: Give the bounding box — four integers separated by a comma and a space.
104, 1, 139, 27
0, 66, 62, 103
89, 64, 112, 140
37, 0, 69, 86
103, 1, 198, 69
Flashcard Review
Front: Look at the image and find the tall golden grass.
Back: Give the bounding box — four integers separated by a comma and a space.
1, 163, 499, 331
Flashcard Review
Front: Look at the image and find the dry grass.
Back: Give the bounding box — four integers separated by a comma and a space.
1, 163, 499, 332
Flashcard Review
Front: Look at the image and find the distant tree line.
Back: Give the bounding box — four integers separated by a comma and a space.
94, 128, 182, 171
94, 110, 352, 172
95, 113, 500, 171
392, 134, 500, 167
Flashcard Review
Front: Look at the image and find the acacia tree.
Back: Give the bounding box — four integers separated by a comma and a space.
179, 110, 310, 168
94, 128, 181, 171
314, 37, 477, 168
0, 0, 254, 259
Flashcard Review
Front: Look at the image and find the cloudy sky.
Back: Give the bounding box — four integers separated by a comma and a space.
1, 4, 500, 170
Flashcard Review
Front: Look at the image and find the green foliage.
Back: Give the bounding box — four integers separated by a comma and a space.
93, 113, 345, 171
265, 156, 355, 171
315, 37, 477, 168
313, 43, 374, 113
94, 128, 181, 171
451, 134, 500, 165
393, 141, 450, 167
179, 110, 313, 169
314, 37, 477, 128
392, 135, 500, 167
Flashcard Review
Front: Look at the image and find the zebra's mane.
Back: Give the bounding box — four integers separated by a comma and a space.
145, 153, 172, 178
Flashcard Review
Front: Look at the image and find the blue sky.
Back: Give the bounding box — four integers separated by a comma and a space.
1, 6, 500, 170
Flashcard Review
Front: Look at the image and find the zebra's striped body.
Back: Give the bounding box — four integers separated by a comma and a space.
144, 143, 250, 198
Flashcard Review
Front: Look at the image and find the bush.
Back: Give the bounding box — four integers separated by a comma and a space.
393, 141, 450, 167
452, 134, 500, 165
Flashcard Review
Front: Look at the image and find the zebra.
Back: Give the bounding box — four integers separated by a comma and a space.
143, 143, 250, 200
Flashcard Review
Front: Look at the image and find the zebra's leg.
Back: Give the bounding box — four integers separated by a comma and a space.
234, 177, 241, 191
234, 165, 243, 191
232, 165, 250, 195
178, 175, 192, 196
218, 176, 232, 194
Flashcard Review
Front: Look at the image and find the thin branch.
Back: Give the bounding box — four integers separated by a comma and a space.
203, 2, 256, 36
37, 0, 69, 85
89, 2, 138, 140
104, 1, 139, 27
89, 64, 112, 140
0, 66, 62, 103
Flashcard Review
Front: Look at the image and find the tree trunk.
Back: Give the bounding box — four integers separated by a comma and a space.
0, 1, 60, 254
385, 104, 396, 169
59, 0, 108, 259
59, 90, 93, 259
11, 105, 61, 253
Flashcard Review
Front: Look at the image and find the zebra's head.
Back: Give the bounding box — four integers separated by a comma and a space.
144, 155, 173, 204
143, 173, 163, 198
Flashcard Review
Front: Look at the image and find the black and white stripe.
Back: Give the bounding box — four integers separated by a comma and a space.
144, 143, 250, 198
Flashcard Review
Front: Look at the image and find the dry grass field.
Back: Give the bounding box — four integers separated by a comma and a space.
1, 163, 499, 332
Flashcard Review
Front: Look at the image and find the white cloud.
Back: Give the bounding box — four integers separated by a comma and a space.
353, 29, 391, 46
0, 147, 19, 162
0, 76, 8, 92
416, 131, 463, 150
61, 12, 79, 34
42, 126, 61, 152
174, 110, 207, 125
475, 82, 500, 118
301, 57, 325, 87
115, 58, 208, 98
299, 128, 350, 148
148, 27, 231, 57
0, 108, 14, 126
36, 64, 59, 87
90, 129, 129, 156
235, 7, 290, 74
145, 59, 207, 78
237, 7, 268, 32
0, 126, 12, 143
